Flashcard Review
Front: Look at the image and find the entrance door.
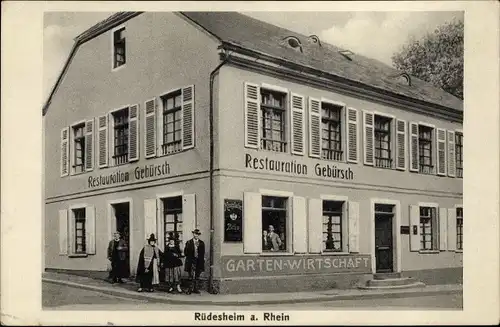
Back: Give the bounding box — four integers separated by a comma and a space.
374, 204, 394, 273
113, 202, 130, 277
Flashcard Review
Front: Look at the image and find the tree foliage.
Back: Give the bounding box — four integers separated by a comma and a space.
392, 18, 464, 99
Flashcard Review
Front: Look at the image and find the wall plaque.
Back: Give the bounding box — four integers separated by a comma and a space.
224, 199, 243, 242
400, 226, 410, 234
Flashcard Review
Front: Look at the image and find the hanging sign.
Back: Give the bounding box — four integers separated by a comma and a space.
224, 199, 243, 242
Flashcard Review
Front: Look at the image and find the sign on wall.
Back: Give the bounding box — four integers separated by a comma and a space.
224, 199, 243, 242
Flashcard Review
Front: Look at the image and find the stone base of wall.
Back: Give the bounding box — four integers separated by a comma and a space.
401, 267, 463, 285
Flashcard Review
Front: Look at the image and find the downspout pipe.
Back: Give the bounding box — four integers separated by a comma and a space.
208, 50, 231, 294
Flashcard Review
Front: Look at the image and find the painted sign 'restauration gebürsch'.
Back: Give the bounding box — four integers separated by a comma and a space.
87, 161, 171, 188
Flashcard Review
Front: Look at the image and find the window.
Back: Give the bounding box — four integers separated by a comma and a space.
321, 103, 343, 161
456, 207, 463, 250
419, 206, 438, 250
163, 196, 183, 247
161, 91, 182, 155
374, 115, 392, 168
73, 208, 86, 254
322, 201, 344, 251
418, 125, 434, 174
112, 108, 129, 165
455, 132, 463, 178
72, 124, 85, 173
113, 27, 126, 68
262, 196, 287, 252
261, 89, 287, 153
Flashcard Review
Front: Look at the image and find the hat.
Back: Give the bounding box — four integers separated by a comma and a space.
192, 229, 201, 235
147, 233, 157, 242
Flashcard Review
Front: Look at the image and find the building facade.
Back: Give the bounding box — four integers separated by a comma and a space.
43, 12, 463, 294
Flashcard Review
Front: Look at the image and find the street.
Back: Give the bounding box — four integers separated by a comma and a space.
43, 282, 462, 310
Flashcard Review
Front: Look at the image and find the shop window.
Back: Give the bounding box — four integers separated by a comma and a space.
261, 196, 287, 252
261, 89, 287, 153
163, 196, 183, 247
456, 207, 463, 250
374, 115, 392, 169
418, 125, 434, 174
72, 123, 85, 174
455, 132, 463, 178
113, 27, 126, 69
161, 90, 182, 155
322, 200, 344, 252
112, 108, 129, 166
321, 102, 343, 161
419, 206, 438, 250
73, 208, 86, 254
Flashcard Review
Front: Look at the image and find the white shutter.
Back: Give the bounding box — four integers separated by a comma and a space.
85, 120, 94, 171
410, 205, 420, 251
68, 209, 75, 255
432, 128, 438, 175
98, 115, 108, 168
308, 198, 322, 253
243, 192, 262, 253
59, 209, 68, 255
396, 119, 407, 170
60, 127, 69, 176
182, 85, 195, 150
308, 98, 321, 158
244, 82, 260, 149
144, 199, 157, 240
182, 194, 196, 247
157, 199, 165, 251
447, 130, 456, 177
128, 104, 139, 162
447, 208, 457, 251
363, 111, 374, 166
290, 94, 305, 155
439, 207, 448, 251
292, 196, 307, 253
86, 206, 96, 254
144, 99, 157, 158
437, 128, 447, 176
346, 108, 358, 163
348, 201, 360, 253
409, 122, 419, 172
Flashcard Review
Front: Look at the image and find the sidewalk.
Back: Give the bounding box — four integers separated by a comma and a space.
42, 271, 462, 306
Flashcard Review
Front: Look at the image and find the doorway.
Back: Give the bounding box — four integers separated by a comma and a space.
374, 204, 394, 273
112, 202, 130, 277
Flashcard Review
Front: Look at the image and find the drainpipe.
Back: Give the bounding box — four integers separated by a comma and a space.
208, 49, 231, 294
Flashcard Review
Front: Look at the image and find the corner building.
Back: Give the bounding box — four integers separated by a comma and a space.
43, 12, 464, 294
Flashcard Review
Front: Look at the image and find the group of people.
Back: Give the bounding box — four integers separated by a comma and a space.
262, 224, 283, 251
107, 229, 205, 295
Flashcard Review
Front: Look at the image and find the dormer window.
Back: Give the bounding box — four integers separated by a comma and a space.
283, 36, 303, 53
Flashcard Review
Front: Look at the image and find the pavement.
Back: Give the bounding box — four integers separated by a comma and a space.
42, 271, 462, 306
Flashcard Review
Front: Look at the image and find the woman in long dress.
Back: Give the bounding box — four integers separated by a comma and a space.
163, 233, 184, 293
136, 233, 162, 292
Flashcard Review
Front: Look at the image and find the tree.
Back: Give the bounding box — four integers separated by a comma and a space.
392, 19, 464, 99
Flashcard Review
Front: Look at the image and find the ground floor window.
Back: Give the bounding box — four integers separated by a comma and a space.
456, 207, 463, 250
322, 201, 344, 252
163, 196, 183, 248
73, 208, 86, 254
261, 196, 287, 252
419, 206, 437, 250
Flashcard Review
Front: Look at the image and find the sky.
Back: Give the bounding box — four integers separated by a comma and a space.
43, 11, 463, 99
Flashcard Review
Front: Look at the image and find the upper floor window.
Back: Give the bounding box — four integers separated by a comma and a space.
418, 125, 434, 174
112, 108, 129, 165
321, 103, 343, 161
261, 89, 287, 153
419, 206, 437, 250
374, 115, 392, 169
113, 27, 126, 69
455, 132, 463, 178
456, 207, 463, 250
72, 124, 86, 174
161, 91, 182, 155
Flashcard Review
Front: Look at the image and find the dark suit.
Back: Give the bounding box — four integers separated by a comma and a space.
107, 239, 128, 281
184, 238, 205, 292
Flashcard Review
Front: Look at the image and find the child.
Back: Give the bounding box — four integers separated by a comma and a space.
163, 233, 183, 293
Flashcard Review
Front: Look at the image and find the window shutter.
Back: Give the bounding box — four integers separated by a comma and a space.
410, 205, 420, 251
156, 199, 165, 252
59, 209, 68, 255
182, 85, 195, 150
244, 82, 260, 149
144, 199, 157, 240
98, 115, 108, 168
307, 198, 322, 253
409, 122, 419, 172
60, 127, 69, 176
436, 128, 447, 176
290, 94, 305, 155
363, 111, 374, 166
86, 206, 96, 254
396, 119, 407, 170
346, 108, 358, 163
182, 194, 196, 248
292, 196, 307, 253
128, 104, 139, 162
308, 98, 321, 158
68, 210, 75, 255
439, 207, 448, 251
84, 120, 94, 171
447, 130, 456, 177
447, 208, 457, 251
243, 192, 262, 253
348, 201, 360, 253
144, 99, 157, 158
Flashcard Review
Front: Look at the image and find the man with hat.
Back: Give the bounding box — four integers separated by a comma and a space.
136, 233, 162, 292
107, 231, 128, 284
183, 229, 205, 294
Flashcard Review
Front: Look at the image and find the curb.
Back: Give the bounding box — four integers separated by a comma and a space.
43, 278, 462, 306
